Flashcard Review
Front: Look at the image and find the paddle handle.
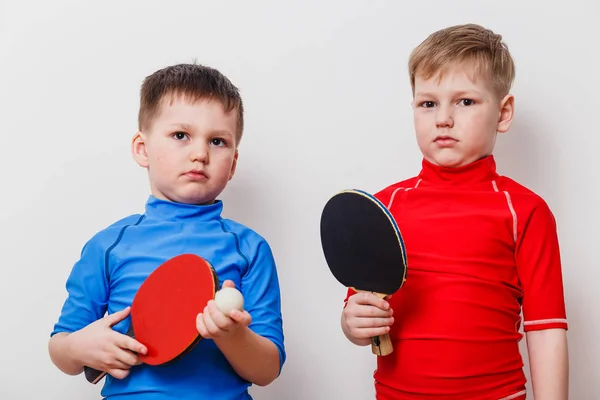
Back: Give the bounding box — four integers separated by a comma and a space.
84, 366, 106, 384
370, 331, 393, 356
355, 290, 394, 356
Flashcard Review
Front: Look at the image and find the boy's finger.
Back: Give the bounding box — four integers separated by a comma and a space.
107, 368, 130, 380
205, 303, 231, 334
354, 326, 391, 339
353, 293, 390, 310
345, 315, 393, 331
115, 348, 140, 367
104, 307, 131, 327
221, 280, 235, 289
229, 309, 252, 326
105, 358, 131, 371
203, 309, 223, 335
117, 334, 147, 355
196, 313, 209, 337
345, 303, 392, 319
357, 317, 394, 329
206, 301, 231, 330
360, 305, 393, 318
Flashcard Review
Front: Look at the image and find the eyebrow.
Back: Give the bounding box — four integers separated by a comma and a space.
169, 123, 233, 136
414, 89, 483, 98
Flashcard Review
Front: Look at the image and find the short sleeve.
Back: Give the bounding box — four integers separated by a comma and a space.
241, 239, 286, 373
516, 201, 568, 332
51, 237, 109, 336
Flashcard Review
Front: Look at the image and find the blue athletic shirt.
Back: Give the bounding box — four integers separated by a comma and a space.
51, 195, 286, 399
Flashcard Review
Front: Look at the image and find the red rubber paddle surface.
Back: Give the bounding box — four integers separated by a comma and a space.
132, 253, 218, 365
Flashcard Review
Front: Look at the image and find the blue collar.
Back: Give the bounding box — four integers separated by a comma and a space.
144, 196, 223, 222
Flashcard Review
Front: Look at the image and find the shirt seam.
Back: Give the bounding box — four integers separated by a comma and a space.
219, 220, 251, 275
105, 214, 146, 283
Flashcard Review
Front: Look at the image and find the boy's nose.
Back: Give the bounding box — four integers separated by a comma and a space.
190, 145, 209, 163
435, 106, 454, 128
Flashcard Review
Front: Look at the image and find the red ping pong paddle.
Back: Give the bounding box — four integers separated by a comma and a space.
84, 253, 219, 383
320, 189, 407, 356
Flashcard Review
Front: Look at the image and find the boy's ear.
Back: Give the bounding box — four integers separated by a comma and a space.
131, 132, 149, 168
228, 150, 238, 181
497, 94, 515, 133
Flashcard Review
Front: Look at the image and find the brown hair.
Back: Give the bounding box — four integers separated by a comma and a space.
408, 24, 515, 98
138, 63, 244, 144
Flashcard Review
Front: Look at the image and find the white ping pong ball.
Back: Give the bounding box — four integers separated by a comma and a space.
215, 287, 244, 316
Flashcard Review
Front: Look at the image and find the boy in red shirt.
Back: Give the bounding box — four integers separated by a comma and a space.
341, 24, 569, 399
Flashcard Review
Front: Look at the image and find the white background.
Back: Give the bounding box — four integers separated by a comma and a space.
1, 1, 598, 399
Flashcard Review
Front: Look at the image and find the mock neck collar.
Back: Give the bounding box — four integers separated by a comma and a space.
144, 196, 223, 222
419, 155, 499, 186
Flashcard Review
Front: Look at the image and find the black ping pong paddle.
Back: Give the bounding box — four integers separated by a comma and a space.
320, 189, 407, 356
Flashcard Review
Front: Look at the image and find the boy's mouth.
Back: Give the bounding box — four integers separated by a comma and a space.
184, 170, 208, 180
434, 135, 458, 146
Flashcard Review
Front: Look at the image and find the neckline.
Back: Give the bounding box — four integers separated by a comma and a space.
143, 195, 223, 222
418, 155, 499, 186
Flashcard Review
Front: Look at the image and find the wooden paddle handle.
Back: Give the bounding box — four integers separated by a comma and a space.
354, 290, 394, 356
370, 332, 393, 356
370, 290, 394, 356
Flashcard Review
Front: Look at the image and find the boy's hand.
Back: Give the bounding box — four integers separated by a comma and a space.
343, 292, 394, 341
68, 307, 147, 380
196, 280, 251, 339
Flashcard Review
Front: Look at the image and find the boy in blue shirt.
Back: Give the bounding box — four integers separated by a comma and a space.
49, 63, 286, 399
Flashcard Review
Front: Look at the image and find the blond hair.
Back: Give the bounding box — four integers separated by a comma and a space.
408, 24, 515, 98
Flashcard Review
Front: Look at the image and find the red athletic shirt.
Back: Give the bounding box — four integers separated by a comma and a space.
345, 156, 568, 400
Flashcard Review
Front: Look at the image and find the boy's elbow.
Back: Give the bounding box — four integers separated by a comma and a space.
254, 350, 282, 387
48, 333, 83, 376
59, 367, 83, 376
253, 378, 273, 387
48, 334, 63, 366
253, 367, 280, 387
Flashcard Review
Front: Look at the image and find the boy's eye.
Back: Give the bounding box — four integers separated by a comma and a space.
210, 138, 226, 147
420, 101, 435, 108
173, 131, 189, 140
459, 99, 475, 106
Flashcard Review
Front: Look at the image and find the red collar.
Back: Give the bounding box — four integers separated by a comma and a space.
418, 155, 499, 186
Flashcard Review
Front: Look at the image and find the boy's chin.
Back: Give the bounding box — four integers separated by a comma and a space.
427, 154, 482, 169
177, 195, 218, 205
154, 190, 219, 205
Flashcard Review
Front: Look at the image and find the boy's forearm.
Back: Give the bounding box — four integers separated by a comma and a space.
526, 328, 569, 399
340, 311, 371, 346
213, 327, 281, 386
48, 332, 84, 375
